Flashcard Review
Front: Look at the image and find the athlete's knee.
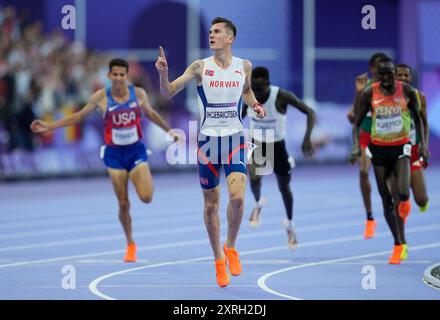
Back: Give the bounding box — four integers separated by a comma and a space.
118, 200, 130, 213
205, 204, 219, 215
359, 170, 369, 180
229, 194, 244, 210
139, 192, 153, 204
250, 177, 262, 188
204, 201, 219, 216
398, 191, 410, 202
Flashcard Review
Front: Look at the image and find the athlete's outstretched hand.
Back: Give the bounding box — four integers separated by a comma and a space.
30, 119, 51, 133
346, 109, 355, 124
301, 138, 315, 159
155, 46, 168, 76
355, 73, 368, 93
253, 102, 267, 119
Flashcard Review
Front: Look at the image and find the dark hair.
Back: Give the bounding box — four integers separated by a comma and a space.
369, 52, 389, 67
109, 58, 129, 72
252, 67, 270, 80
377, 56, 394, 65
211, 17, 237, 37
395, 63, 412, 74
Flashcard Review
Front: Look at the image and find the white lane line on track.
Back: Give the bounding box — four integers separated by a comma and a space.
3, 222, 440, 270
88, 224, 440, 300
0, 218, 373, 265
257, 242, 440, 300
0, 203, 366, 240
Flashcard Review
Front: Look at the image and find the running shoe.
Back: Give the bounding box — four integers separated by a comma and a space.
400, 243, 409, 261
282, 219, 298, 250
124, 243, 137, 262
419, 201, 429, 213
223, 244, 242, 276
249, 197, 266, 228
215, 257, 230, 287
364, 220, 377, 239
388, 244, 403, 264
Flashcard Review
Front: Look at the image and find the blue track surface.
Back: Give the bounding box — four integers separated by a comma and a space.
0, 165, 439, 300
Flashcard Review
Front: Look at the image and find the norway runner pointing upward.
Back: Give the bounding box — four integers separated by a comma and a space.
155, 17, 266, 287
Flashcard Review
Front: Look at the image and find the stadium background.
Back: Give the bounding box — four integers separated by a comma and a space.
0, 0, 439, 180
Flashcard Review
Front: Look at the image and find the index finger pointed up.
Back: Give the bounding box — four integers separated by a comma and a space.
159, 46, 166, 58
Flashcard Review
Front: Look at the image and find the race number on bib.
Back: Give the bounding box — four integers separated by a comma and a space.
112, 127, 139, 145
376, 115, 403, 134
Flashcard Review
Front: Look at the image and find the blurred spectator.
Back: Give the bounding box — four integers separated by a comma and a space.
0, 5, 151, 153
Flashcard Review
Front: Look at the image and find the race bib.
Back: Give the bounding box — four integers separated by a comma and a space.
403, 144, 412, 157
112, 127, 139, 145
205, 103, 239, 125
376, 115, 403, 134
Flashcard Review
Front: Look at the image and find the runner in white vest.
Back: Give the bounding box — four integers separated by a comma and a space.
243, 67, 315, 250
155, 17, 266, 288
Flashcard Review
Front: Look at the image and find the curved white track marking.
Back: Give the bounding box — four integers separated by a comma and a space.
257, 242, 440, 300
88, 224, 440, 300
89, 256, 211, 300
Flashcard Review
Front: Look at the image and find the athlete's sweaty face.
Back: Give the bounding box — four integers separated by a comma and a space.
251, 77, 270, 101
209, 23, 234, 50
108, 66, 128, 88
395, 67, 412, 84
377, 62, 395, 88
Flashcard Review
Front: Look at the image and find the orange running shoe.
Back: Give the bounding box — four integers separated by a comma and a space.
223, 244, 242, 276
388, 244, 403, 264
364, 220, 377, 239
215, 257, 230, 287
124, 243, 137, 262
398, 200, 411, 219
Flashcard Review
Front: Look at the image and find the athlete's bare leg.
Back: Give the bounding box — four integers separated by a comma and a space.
129, 162, 154, 204
225, 172, 246, 248
372, 165, 401, 245
108, 168, 134, 244
202, 186, 222, 259
411, 169, 429, 208
388, 175, 405, 243
359, 148, 372, 216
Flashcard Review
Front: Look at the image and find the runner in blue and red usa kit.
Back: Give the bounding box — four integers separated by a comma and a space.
101, 84, 148, 171
31, 58, 181, 263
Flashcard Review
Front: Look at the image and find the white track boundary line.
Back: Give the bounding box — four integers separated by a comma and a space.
0, 218, 370, 268
88, 224, 440, 300
257, 242, 440, 300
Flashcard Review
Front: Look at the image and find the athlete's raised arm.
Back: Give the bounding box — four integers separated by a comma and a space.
155, 46, 202, 98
